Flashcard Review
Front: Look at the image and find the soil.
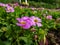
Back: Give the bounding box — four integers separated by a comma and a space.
47, 28, 60, 45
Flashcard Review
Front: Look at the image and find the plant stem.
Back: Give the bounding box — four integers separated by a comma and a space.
44, 35, 46, 45
35, 40, 38, 45
16, 31, 20, 45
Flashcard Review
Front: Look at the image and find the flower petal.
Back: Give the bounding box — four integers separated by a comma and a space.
16, 23, 21, 26
16, 18, 21, 22
37, 23, 42, 27
23, 22, 31, 29
36, 17, 42, 22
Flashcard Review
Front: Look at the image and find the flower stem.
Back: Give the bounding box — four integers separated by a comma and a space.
35, 40, 38, 45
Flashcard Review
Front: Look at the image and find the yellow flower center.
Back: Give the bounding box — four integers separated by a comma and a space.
20, 21, 26, 24
34, 19, 38, 22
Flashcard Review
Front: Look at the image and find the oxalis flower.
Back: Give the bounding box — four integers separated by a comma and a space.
6, 6, 14, 12
46, 15, 52, 20
30, 16, 42, 27
16, 16, 32, 29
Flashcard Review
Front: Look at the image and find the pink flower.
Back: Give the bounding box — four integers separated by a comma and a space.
0, 3, 13, 7
31, 8, 36, 10
46, 15, 52, 20
16, 16, 32, 29
6, 6, 14, 12
0, 3, 6, 7
5, 4, 11, 7
30, 16, 42, 27
13, 3, 19, 7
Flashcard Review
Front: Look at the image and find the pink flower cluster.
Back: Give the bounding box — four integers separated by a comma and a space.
5, 6, 14, 12
46, 15, 52, 20
0, 3, 14, 12
16, 16, 42, 29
